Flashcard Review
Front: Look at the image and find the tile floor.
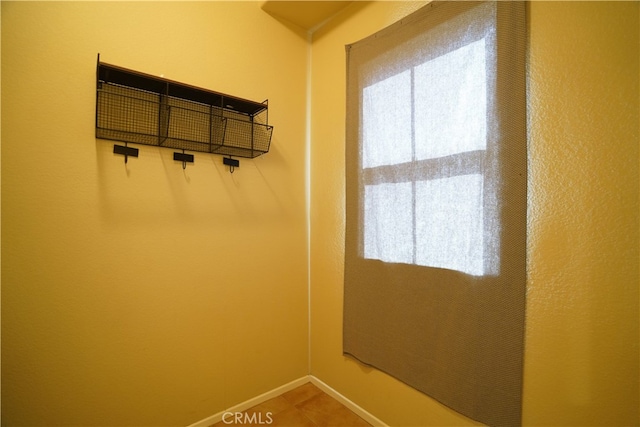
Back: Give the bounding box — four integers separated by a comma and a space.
210, 382, 371, 427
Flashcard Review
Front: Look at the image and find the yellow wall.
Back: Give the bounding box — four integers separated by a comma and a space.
524, 2, 638, 424
1, 2, 309, 425
309, 1, 639, 426
3, 1, 638, 426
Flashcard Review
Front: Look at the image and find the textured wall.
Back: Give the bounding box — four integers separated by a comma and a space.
1, 2, 309, 425
309, 1, 638, 425
524, 2, 639, 424
2, 1, 637, 425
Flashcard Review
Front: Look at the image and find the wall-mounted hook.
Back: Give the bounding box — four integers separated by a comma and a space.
113, 142, 139, 164
173, 150, 194, 169
223, 156, 239, 174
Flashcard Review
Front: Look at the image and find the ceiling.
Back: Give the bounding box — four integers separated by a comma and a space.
261, 1, 353, 31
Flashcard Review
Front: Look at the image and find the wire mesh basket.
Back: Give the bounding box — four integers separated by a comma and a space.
96, 62, 273, 159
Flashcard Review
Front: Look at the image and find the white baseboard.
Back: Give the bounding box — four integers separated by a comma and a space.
186, 374, 387, 427
186, 376, 310, 427
308, 375, 388, 427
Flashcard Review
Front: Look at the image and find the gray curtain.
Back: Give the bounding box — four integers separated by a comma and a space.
344, 2, 527, 425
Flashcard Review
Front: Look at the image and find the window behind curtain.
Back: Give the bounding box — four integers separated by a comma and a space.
344, 2, 527, 425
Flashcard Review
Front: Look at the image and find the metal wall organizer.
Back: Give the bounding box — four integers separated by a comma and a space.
95, 55, 273, 170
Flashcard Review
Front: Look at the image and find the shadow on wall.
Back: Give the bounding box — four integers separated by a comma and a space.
94, 136, 299, 228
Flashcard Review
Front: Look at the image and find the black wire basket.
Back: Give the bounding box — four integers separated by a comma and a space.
96, 60, 273, 160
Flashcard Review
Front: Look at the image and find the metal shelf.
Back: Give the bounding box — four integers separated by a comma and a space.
95, 56, 273, 165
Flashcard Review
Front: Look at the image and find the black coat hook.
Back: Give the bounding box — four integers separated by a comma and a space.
174, 150, 194, 169
223, 157, 239, 173
113, 143, 139, 164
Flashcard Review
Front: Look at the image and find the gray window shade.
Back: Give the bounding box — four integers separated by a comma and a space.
343, 2, 527, 425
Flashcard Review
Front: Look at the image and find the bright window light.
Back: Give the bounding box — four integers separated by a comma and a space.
364, 183, 414, 264
415, 174, 485, 276
415, 38, 487, 160
362, 70, 412, 168
362, 37, 493, 277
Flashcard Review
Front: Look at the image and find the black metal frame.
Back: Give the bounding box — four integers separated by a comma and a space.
95, 55, 273, 168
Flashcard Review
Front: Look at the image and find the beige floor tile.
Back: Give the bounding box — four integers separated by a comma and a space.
208, 383, 370, 427
281, 382, 323, 405
247, 395, 293, 416
269, 407, 317, 427
296, 392, 370, 427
